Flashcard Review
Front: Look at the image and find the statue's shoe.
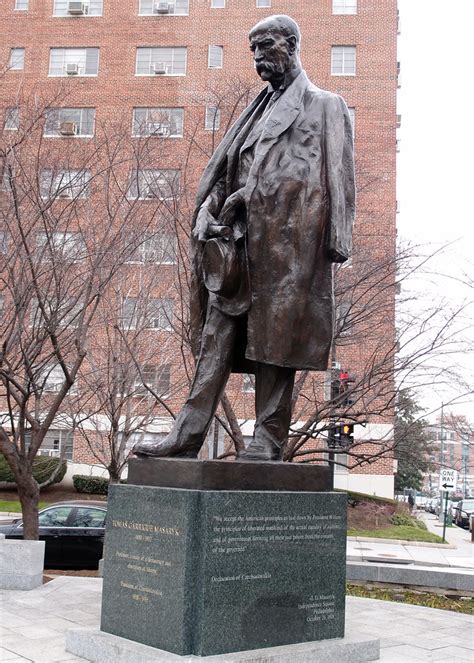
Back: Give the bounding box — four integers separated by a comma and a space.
237, 441, 282, 462
132, 437, 200, 458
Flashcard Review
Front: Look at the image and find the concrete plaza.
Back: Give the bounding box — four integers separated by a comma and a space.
0, 575, 472, 662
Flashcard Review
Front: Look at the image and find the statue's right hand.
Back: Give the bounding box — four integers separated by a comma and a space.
193, 206, 216, 242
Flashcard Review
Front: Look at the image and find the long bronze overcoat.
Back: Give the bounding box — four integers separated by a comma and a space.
190, 71, 355, 371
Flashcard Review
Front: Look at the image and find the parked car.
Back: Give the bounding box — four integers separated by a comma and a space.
426, 497, 438, 514
0, 500, 106, 569
453, 499, 474, 529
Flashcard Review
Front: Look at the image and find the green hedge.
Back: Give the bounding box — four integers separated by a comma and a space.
0, 454, 66, 484
73, 474, 109, 495
390, 512, 427, 530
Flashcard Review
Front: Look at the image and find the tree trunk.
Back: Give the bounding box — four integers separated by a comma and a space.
108, 465, 121, 484
16, 470, 40, 540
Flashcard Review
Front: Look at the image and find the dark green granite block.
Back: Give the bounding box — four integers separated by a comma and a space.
101, 485, 347, 656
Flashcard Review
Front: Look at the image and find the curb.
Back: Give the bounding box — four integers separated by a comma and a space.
348, 535, 456, 549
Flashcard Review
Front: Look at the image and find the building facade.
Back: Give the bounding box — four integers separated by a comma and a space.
1, 0, 399, 496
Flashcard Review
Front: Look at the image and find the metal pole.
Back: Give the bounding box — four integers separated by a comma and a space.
438, 403, 445, 523
442, 490, 449, 543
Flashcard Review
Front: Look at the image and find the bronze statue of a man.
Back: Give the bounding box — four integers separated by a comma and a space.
134, 15, 355, 461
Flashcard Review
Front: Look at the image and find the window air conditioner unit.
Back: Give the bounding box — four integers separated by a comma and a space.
152, 62, 167, 75
143, 187, 156, 199
155, 2, 173, 13
59, 121, 77, 136
68, 1, 87, 15
58, 190, 72, 199
65, 63, 79, 75
147, 122, 169, 136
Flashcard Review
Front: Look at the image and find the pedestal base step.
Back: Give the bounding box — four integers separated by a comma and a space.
66, 627, 380, 663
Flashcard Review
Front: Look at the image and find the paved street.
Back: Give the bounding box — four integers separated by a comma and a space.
0, 576, 472, 662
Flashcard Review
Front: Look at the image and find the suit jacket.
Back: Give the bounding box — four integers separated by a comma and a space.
190, 70, 355, 371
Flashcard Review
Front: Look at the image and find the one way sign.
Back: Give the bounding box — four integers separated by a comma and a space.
439, 468, 458, 492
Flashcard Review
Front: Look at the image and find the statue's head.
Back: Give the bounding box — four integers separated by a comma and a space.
249, 15, 301, 85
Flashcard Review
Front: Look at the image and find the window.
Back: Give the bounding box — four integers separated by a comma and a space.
53, 0, 103, 16
211, 0, 225, 6
30, 294, 84, 329
122, 297, 174, 331
127, 233, 176, 264
36, 232, 86, 260
256, 0, 271, 5
49, 47, 99, 76
37, 429, 74, 460
134, 364, 171, 397
205, 106, 220, 131
44, 108, 96, 137
70, 507, 106, 527
15, 0, 29, 9
132, 107, 183, 137
127, 169, 179, 200
138, 0, 189, 15
40, 169, 91, 199
39, 506, 73, 527
0, 295, 5, 321
331, 46, 356, 75
4, 108, 19, 130
9, 48, 25, 70
242, 374, 255, 393
0, 232, 7, 254
41, 364, 67, 392
336, 301, 352, 337
332, 0, 357, 14
136, 47, 187, 76
348, 107, 355, 132
334, 453, 349, 474
208, 45, 223, 69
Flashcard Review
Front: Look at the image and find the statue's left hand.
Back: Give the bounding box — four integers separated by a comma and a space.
218, 189, 246, 227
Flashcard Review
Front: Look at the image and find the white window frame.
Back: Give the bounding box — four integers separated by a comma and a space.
208, 45, 223, 69
14, 0, 29, 10
9, 48, 25, 71
40, 170, 91, 200
126, 233, 177, 265
48, 47, 100, 77
242, 374, 255, 394
132, 107, 184, 138
121, 297, 174, 331
204, 106, 221, 131
332, 0, 357, 15
138, 0, 189, 16
134, 364, 171, 398
4, 107, 20, 130
135, 47, 187, 76
40, 364, 78, 394
210, 0, 225, 7
331, 46, 356, 76
127, 169, 179, 201
44, 108, 96, 137
256, 0, 271, 6
35, 231, 87, 261
52, 0, 104, 17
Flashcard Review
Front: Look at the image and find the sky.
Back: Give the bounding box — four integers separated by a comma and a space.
396, 0, 474, 421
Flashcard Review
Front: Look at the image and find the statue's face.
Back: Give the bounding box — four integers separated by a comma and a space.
249, 28, 294, 84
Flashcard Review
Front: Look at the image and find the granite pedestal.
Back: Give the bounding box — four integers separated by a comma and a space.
99, 459, 349, 657
0, 538, 45, 590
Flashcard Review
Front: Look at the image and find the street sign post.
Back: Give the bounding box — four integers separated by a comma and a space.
438, 469, 458, 542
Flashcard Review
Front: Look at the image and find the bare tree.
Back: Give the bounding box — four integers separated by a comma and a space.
0, 90, 182, 537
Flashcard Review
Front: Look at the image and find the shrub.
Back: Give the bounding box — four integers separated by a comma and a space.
390, 512, 427, 529
73, 474, 109, 495
0, 454, 66, 484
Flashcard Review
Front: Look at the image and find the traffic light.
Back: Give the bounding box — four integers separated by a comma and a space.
330, 369, 355, 405
340, 423, 354, 447
327, 423, 355, 449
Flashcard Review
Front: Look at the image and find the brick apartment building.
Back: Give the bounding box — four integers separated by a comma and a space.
1, 0, 399, 496
424, 415, 474, 498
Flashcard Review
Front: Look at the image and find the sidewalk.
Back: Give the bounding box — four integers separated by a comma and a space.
347, 512, 474, 570
0, 576, 473, 662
